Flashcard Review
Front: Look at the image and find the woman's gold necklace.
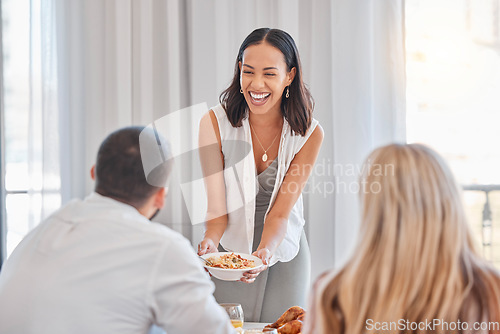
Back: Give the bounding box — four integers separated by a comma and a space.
249, 122, 281, 162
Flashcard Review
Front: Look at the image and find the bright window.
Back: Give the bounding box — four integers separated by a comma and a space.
1, 0, 60, 260
2, 0, 31, 257
406, 0, 500, 265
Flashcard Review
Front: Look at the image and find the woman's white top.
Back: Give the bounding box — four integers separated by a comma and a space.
211, 104, 319, 265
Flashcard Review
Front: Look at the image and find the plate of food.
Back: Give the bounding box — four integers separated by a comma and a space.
200, 252, 263, 281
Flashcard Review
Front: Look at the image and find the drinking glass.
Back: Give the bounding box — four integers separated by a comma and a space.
219, 303, 244, 328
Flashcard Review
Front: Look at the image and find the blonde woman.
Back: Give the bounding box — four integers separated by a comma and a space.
305, 144, 500, 334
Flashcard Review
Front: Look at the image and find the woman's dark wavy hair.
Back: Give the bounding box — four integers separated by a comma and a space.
219, 28, 314, 136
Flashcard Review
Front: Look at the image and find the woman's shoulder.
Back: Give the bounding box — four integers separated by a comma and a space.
289, 118, 323, 154
201, 104, 228, 128
203, 104, 246, 142
290, 118, 321, 138
309, 121, 324, 141
209, 103, 228, 121
205, 104, 234, 132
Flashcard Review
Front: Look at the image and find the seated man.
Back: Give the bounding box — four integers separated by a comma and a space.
0, 126, 234, 334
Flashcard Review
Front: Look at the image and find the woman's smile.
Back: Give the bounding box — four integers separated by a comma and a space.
239, 42, 294, 115
249, 91, 271, 106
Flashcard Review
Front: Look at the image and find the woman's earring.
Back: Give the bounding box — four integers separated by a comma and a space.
240, 88, 244, 94
286, 86, 290, 99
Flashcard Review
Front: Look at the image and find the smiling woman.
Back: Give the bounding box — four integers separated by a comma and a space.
240, 43, 295, 117
197, 28, 324, 322
219, 28, 313, 137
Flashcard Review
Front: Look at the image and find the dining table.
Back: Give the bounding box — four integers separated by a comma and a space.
238, 322, 278, 333
243, 322, 269, 330
149, 322, 271, 333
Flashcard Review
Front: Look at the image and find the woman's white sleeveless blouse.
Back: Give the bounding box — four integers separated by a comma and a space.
211, 104, 319, 265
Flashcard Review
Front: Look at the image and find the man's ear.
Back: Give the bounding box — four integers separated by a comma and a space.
154, 187, 167, 209
90, 165, 96, 180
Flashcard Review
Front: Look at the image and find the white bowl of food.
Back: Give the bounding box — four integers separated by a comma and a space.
200, 252, 263, 281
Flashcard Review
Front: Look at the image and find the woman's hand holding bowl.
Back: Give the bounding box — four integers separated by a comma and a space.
198, 238, 218, 256
241, 248, 271, 283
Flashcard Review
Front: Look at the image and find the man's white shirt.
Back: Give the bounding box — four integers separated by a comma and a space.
0, 192, 234, 334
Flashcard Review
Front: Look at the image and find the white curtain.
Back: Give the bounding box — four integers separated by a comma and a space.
28, 0, 61, 228
328, 0, 406, 270
50, 0, 405, 282
55, 0, 196, 239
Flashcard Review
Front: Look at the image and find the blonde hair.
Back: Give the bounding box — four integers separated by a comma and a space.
306, 144, 500, 334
